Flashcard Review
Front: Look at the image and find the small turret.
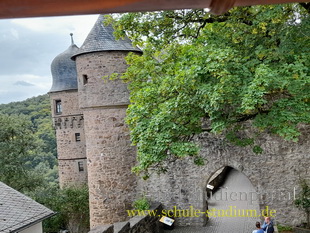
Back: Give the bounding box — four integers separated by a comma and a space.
49, 34, 87, 189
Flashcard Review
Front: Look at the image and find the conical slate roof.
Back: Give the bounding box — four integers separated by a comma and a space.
50, 34, 79, 93
72, 15, 141, 60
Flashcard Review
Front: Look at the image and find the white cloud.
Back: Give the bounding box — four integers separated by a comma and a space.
0, 74, 51, 104
11, 15, 98, 45
0, 14, 100, 104
14, 81, 35, 86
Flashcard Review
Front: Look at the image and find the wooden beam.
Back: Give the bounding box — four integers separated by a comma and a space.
0, 0, 307, 19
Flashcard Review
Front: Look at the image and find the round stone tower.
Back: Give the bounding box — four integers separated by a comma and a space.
72, 15, 141, 227
49, 34, 87, 188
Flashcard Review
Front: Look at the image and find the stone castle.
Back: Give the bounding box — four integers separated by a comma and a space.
49, 15, 310, 230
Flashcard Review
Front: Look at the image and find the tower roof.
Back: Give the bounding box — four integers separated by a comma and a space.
50, 34, 79, 93
71, 15, 141, 60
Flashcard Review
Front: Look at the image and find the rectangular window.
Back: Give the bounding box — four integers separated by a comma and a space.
75, 133, 81, 142
83, 74, 88, 85
78, 161, 84, 172
55, 100, 62, 114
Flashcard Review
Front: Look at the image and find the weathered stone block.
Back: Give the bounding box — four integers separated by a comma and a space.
88, 225, 113, 233
114, 221, 130, 233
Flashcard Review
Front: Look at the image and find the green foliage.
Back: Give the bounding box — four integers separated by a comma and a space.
277, 224, 293, 232
0, 94, 61, 231
294, 179, 310, 228
0, 94, 58, 191
0, 114, 44, 192
0, 95, 89, 232
33, 185, 90, 233
0, 94, 57, 159
133, 196, 151, 210
112, 4, 310, 176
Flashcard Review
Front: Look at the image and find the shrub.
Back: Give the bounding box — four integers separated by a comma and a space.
133, 196, 150, 210
294, 179, 310, 229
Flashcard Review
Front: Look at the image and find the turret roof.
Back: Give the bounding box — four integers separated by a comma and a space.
50, 34, 79, 93
72, 15, 141, 59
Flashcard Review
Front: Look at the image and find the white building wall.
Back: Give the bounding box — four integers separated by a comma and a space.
19, 222, 42, 233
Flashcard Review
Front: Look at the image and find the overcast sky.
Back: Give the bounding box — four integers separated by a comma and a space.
0, 14, 99, 104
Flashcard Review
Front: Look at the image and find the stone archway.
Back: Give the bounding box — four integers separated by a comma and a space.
138, 126, 309, 228
204, 166, 261, 232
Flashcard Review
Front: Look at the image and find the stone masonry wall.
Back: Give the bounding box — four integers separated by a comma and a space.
49, 90, 87, 188
88, 204, 163, 233
84, 108, 137, 227
137, 125, 310, 227
55, 125, 85, 160
58, 159, 88, 187
75, 51, 137, 228
75, 51, 131, 109
50, 90, 81, 117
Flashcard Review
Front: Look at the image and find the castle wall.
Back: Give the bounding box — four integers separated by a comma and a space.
75, 51, 137, 227
50, 90, 81, 117
49, 90, 87, 187
54, 124, 85, 159
137, 125, 310, 227
84, 108, 136, 226
58, 159, 87, 187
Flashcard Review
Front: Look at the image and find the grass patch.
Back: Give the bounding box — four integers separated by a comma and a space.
277, 224, 293, 232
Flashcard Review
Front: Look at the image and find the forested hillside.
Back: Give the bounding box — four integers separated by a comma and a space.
0, 95, 89, 232
0, 94, 58, 192
0, 94, 56, 156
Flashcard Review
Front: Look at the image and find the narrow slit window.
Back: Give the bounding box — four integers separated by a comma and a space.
75, 133, 81, 142
78, 161, 84, 172
83, 75, 88, 85
55, 100, 62, 114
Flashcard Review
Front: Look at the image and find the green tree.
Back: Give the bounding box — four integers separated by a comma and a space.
110, 4, 310, 177
0, 96, 89, 232
0, 114, 44, 191
0, 95, 58, 189
34, 185, 90, 233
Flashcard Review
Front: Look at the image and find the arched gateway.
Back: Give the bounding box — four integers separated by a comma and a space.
205, 166, 261, 232
137, 129, 309, 227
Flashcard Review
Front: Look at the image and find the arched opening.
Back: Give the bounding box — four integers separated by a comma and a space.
204, 166, 260, 232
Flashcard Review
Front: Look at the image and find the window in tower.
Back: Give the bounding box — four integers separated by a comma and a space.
75, 133, 81, 142
55, 100, 62, 114
83, 74, 88, 85
78, 161, 84, 172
